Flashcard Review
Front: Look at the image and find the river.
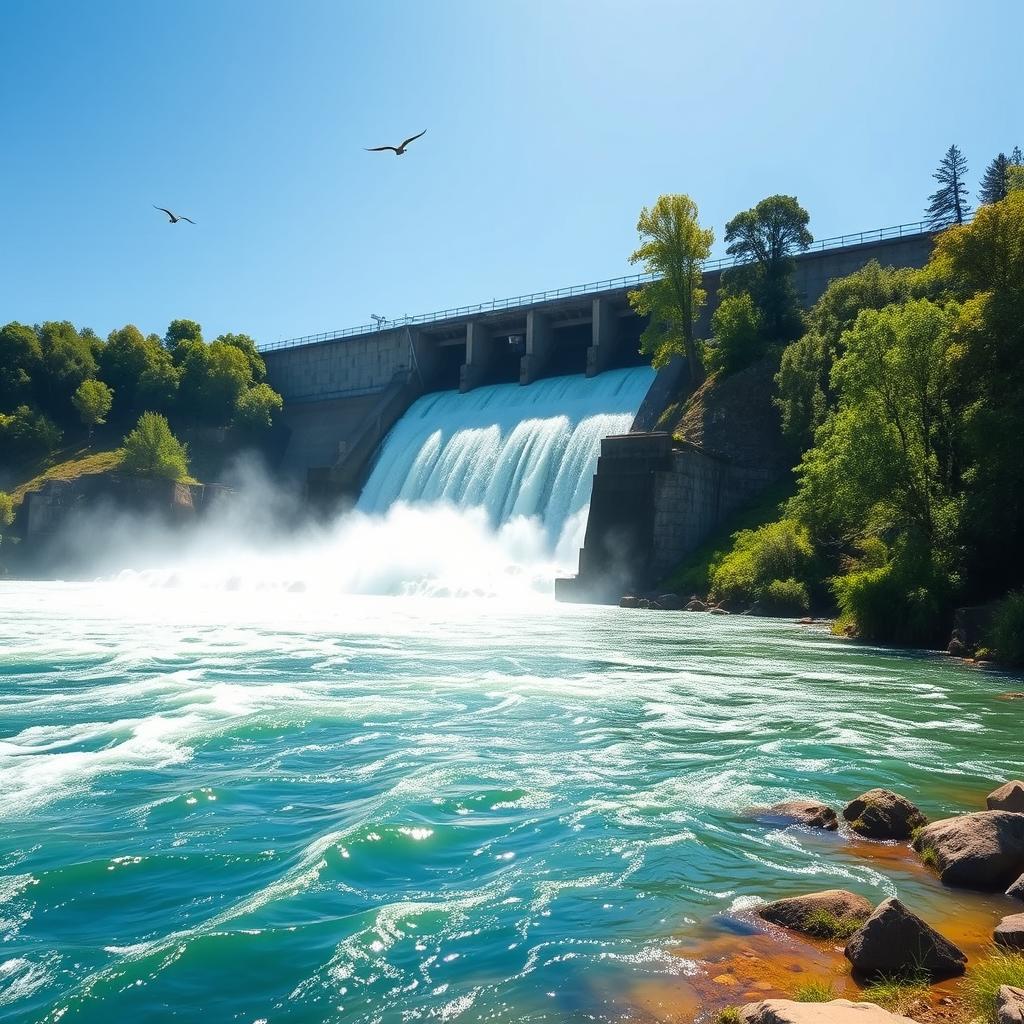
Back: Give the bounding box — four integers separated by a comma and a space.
1, 582, 1021, 1023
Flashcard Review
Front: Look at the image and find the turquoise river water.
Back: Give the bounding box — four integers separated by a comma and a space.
1, 582, 1021, 1023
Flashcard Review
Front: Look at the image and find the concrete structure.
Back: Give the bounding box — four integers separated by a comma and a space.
264, 227, 936, 497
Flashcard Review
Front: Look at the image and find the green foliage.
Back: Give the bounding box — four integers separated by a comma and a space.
989, 590, 1024, 666
860, 973, 930, 1015
926, 143, 971, 228
1009, 164, 1024, 194
762, 578, 810, 615
710, 518, 815, 607
979, 152, 1011, 205
715, 1010, 741, 1024
177, 340, 253, 424
164, 318, 203, 354
0, 404, 63, 461
918, 843, 939, 870
72, 379, 113, 432
963, 947, 1024, 1023
120, 412, 189, 481
234, 382, 283, 431
215, 333, 267, 384
0, 491, 14, 529
628, 194, 713, 376
0, 322, 42, 409
36, 321, 97, 423
774, 262, 930, 449
723, 194, 812, 344
99, 324, 178, 419
705, 292, 763, 375
792, 978, 836, 1001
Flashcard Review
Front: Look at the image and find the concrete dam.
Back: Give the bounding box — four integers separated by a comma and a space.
262, 223, 935, 599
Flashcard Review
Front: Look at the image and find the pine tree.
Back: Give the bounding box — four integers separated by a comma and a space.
926, 144, 971, 228
1012, 146, 1023, 166
978, 153, 1010, 204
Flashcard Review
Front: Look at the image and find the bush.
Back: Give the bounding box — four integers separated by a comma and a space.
705, 292, 763, 376
120, 412, 189, 481
989, 590, 1024, 666
710, 518, 815, 607
762, 577, 811, 615
0, 404, 63, 461
234, 382, 283, 431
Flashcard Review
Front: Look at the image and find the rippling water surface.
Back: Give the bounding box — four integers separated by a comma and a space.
1, 582, 1021, 1023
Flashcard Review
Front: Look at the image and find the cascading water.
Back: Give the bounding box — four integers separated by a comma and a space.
358, 366, 656, 558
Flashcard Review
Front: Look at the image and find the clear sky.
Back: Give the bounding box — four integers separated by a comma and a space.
2, 0, 1020, 346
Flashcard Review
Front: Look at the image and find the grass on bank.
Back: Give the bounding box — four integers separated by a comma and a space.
802, 909, 862, 940
715, 1009, 741, 1024
859, 973, 930, 1015
792, 978, 836, 1001
9, 445, 125, 506
964, 947, 1024, 1022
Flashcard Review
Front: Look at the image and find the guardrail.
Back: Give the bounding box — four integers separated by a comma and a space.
259, 216, 951, 354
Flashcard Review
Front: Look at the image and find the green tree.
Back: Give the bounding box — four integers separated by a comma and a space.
215, 333, 267, 383
177, 340, 253, 424
0, 491, 13, 530
234, 382, 283, 431
774, 261, 929, 449
628, 194, 714, 378
72, 379, 113, 435
36, 321, 96, 423
164, 318, 203, 356
136, 345, 180, 413
1008, 165, 1024, 194
926, 144, 971, 228
0, 322, 42, 410
0, 404, 63, 461
722, 194, 812, 344
978, 152, 1011, 205
120, 412, 189, 480
704, 292, 762, 376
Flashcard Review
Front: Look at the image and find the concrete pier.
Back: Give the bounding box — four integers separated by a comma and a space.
520, 311, 553, 385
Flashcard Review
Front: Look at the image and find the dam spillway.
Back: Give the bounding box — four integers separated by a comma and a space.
357, 366, 656, 555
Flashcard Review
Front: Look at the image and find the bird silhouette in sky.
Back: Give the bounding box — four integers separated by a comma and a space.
154, 206, 195, 224
365, 129, 427, 156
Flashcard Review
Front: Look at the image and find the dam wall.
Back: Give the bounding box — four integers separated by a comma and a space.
264, 225, 935, 495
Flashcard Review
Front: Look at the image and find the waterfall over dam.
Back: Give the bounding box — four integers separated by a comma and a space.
357, 366, 656, 553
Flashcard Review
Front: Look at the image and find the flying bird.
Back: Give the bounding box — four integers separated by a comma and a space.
154, 206, 195, 224
365, 129, 427, 156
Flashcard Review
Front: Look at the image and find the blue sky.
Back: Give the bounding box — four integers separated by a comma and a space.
1, 1, 1020, 345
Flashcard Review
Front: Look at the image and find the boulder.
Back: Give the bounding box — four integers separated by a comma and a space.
947, 637, 967, 656
998, 986, 1024, 1024
995, 913, 1024, 950
737, 999, 917, 1023
657, 593, 684, 610
842, 789, 927, 840
685, 597, 707, 611
1008, 873, 1024, 900
912, 811, 1024, 889
989, 781, 1024, 813
619, 596, 639, 608
758, 889, 873, 938
843, 897, 966, 981
757, 800, 839, 831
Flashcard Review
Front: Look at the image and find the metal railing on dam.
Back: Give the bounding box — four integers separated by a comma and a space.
258, 216, 953, 354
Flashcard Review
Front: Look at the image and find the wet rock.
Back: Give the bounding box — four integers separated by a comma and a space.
757, 800, 839, 831
998, 986, 1024, 1024
657, 593, 684, 610
947, 637, 967, 656
912, 811, 1024, 889
737, 999, 917, 1023
1008, 873, 1024, 900
708, 605, 730, 615
995, 913, 1024, 950
685, 598, 707, 611
989, 781, 1024, 813
842, 788, 927, 840
619, 595, 639, 608
758, 889, 872, 937
844, 897, 966, 982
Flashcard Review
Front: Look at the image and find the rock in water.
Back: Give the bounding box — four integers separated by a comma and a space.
912, 811, 1024, 889
758, 889, 873, 937
657, 593, 684, 610
998, 986, 1024, 1024
1008, 873, 1024, 900
995, 913, 1024, 950
737, 999, 917, 1022
844, 897, 966, 981
842, 789, 927, 840
989, 781, 1024, 813
757, 800, 839, 831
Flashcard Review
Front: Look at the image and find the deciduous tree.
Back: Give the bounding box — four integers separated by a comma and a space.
628, 194, 713, 378
72, 379, 113, 435
121, 412, 189, 480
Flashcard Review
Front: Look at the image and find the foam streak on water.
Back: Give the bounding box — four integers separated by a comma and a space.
0, 584, 1022, 1023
